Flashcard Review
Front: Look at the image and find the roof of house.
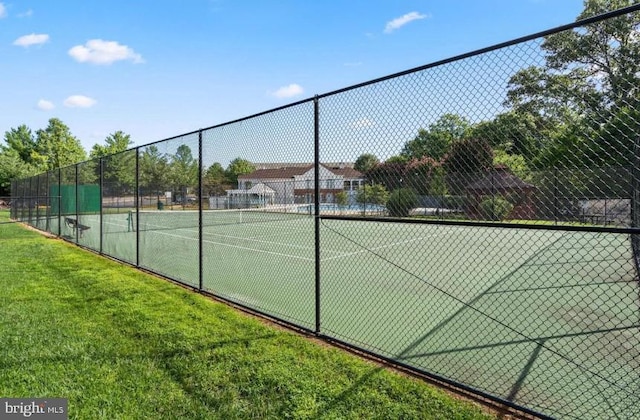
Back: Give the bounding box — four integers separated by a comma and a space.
239, 164, 362, 180
252, 162, 354, 170
227, 182, 276, 195
466, 168, 535, 192
238, 166, 313, 180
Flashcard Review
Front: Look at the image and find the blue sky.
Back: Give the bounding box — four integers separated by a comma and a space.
1, 0, 585, 153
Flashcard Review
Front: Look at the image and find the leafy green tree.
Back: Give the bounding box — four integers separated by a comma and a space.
365, 161, 406, 192
442, 138, 493, 194
470, 112, 542, 159
335, 190, 349, 208
0, 149, 39, 195
354, 153, 379, 173
203, 162, 230, 196
35, 118, 86, 170
102, 150, 136, 196
355, 183, 389, 206
493, 150, 530, 181
443, 138, 493, 174
404, 157, 442, 195
226, 158, 255, 186
2, 125, 37, 164
139, 146, 169, 197
90, 132, 135, 193
169, 145, 198, 203
542, 0, 640, 110
385, 155, 408, 164
505, 1, 640, 167
402, 114, 471, 160
387, 188, 418, 217
479, 196, 514, 221
90, 131, 133, 158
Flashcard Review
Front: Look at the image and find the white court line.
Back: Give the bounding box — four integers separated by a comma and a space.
322, 233, 446, 262
102, 219, 443, 262
137, 220, 345, 256
144, 228, 315, 262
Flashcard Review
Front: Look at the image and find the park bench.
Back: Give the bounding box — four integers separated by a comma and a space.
65, 217, 91, 238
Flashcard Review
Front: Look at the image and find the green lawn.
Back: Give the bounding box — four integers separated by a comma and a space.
28, 209, 640, 418
0, 211, 492, 419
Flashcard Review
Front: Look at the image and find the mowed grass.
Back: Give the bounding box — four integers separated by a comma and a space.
0, 211, 493, 419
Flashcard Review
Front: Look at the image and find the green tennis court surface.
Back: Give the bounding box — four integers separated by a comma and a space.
57, 210, 640, 419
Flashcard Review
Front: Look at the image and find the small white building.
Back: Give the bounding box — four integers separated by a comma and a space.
235, 163, 364, 205
224, 183, 276, 208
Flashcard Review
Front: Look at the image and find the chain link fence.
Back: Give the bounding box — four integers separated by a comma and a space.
9, 6, 640, 419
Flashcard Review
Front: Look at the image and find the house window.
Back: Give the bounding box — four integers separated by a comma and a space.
245, 181, 252, 189
344, 181, 351, 190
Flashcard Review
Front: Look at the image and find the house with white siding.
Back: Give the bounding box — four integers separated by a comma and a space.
231, 163, 364, 206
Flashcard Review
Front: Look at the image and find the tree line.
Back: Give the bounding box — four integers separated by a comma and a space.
0, 116, 256, 201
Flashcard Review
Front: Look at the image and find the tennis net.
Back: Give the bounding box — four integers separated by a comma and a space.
129, 209, 311, 232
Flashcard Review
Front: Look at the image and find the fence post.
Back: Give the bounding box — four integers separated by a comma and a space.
135, 148, 140, 267
58, 167, 62, 237
45, 171, 50, 232
75, 164, 79, 243
198, 130, 204, 292
28, 177, 33, 225
553, 167, 558, 225
314, 96, 321, 335
99, 157, 103, 255
632, 138, 639, 229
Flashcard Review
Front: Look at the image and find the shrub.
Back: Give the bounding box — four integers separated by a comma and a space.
478, 196, 514, 221
387, 188, 419, 217
355, 184, 389, 206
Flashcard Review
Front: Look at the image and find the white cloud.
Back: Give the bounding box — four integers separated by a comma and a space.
0, 3, 6, 19
271, 83, 304, 99
18, 9, 33, 18
344, 62, 363, 67
68, 39, 144, 65
352, 118, 375, 129
384, 11, 429, 33
13, 33, 49, 47
37, 99, 54, 111
64, 95, 97, 108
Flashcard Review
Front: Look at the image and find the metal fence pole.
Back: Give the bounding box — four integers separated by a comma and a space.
35, 173, 40, 227
99, 157, 104, 254
135, 148, 140, 267
58, 167, 61, 237
198, 130, 204, 292
45, 171, 50, 232
28, 177, 33, 225
553, 167, 558, 225
75, 164, 79, 243
314, 96, 321, 334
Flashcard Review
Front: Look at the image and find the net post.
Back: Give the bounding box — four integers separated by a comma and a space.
135, 147, 140, 267
198, 130, 204, 293
314, 95, 321, 335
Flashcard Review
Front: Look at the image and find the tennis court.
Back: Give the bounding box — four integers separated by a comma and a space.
58, 209, 640, 419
